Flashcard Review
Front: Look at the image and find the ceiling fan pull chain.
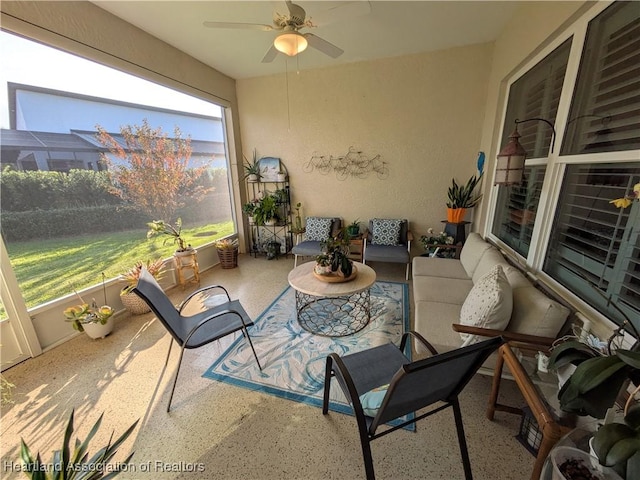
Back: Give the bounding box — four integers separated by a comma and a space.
285, 58, 291, 131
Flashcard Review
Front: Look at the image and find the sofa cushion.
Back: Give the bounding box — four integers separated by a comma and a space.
459, 265, 513, 346
472, 248, 510, 284
359, 384, 389, 417
460, 233, 493, 277
413, 276, 473, 305
304, 217, 333, 241
414, 301, 463, 354
508, 286, 570, 338
371, 218, 403, 246
412, 257, 470, 280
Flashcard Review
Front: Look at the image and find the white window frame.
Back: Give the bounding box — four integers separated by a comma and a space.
485, 0, 640, 329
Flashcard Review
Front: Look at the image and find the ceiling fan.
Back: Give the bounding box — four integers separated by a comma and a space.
203, 1, 370, 63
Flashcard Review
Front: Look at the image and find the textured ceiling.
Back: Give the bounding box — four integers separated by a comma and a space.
92, 1, 521, 80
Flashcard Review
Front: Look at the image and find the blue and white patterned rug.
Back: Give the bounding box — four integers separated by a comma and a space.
203, 281, 409, 417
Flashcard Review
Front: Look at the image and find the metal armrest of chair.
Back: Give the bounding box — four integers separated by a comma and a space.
400, 330, 438, 356
178, 285, 231, 313
451, 324, 556, 351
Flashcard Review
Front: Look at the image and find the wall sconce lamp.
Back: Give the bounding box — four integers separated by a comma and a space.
274, 30, 308, 56
495, 118, 556, 185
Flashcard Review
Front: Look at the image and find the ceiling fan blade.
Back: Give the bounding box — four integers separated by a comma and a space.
261, 44, 279, 63
303, 33, 344, 58
309, 1, 371, 27
203, 21, 275, 31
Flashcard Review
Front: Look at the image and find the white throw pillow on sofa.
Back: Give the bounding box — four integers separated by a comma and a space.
459, 264, 513, 347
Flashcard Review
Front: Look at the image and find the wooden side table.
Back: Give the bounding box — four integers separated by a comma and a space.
348, 235, 364, 262
174, 251, 200, 288
487, 344, 572, 480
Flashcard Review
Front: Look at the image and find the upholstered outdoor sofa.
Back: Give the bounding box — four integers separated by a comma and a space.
412, 232, 571, 356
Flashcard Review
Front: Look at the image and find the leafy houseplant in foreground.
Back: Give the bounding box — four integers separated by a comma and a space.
548, 307, 640, 479
20, 409, 138, 479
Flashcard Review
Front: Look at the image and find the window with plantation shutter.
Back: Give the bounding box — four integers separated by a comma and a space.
562, 2, 640, 154
500, 39, 571, 159
491, 1, 640, 336
544, 163, 640, 331
492, 166, 545, 257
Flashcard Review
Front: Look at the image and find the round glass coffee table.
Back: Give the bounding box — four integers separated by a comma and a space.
287, 261, 376, 337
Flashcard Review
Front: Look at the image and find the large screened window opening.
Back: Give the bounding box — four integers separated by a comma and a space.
491, 1, 640, 333
0, 31, 236, 310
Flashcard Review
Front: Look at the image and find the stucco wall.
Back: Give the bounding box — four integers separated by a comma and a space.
236, 43, 494, 251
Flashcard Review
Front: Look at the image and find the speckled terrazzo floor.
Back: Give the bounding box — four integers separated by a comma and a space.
0, 255, 535, 479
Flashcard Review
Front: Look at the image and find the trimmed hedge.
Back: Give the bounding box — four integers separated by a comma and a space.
1, 193, 232, 242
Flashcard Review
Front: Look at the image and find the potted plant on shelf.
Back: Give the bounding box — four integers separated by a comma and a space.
292, 202, 304, 234
119, 259, 164, 314
147, 218, 195, 266
253, 194, 279, 226
242, 199, 259, 223
215, 238, 239, 269
446, 172, 483, 223
242, 150, 261, 182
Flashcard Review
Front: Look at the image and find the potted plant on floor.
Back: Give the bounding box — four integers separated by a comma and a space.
63, 274, 115, 339
215, 238, 239, 269
63, 300, 115, 340
20, 409, 138, 479
119, 259, 165, 314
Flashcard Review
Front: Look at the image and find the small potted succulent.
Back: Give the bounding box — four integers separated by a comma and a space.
119, 259, 164, 314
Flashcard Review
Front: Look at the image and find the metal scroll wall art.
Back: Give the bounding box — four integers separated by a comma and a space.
303, 147, 388, 180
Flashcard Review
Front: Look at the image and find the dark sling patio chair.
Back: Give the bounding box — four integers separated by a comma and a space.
322, 332, 504, 480
133, 268, 262, 412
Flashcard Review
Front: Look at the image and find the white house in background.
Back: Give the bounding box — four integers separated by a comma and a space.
0, 82, 226, 172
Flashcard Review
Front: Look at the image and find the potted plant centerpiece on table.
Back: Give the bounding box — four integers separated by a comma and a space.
119, 259, 164, 314
314, 231, 355, 281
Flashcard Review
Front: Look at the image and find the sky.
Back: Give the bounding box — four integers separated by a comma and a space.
0, 30, 222, 130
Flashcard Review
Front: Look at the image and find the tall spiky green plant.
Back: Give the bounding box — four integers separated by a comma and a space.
20, 409, 138, 480
446, 172, 483, 209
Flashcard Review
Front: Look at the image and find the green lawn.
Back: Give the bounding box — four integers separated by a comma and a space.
6, 221, 234, 308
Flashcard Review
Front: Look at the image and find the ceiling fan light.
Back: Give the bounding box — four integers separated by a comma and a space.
274, 32, 308, 56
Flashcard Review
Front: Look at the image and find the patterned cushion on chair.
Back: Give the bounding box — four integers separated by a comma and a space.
371, 218, 403, 246
304, 217, 333, 242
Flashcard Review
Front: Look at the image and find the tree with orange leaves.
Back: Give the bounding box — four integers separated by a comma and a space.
96, 118, 212, 221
